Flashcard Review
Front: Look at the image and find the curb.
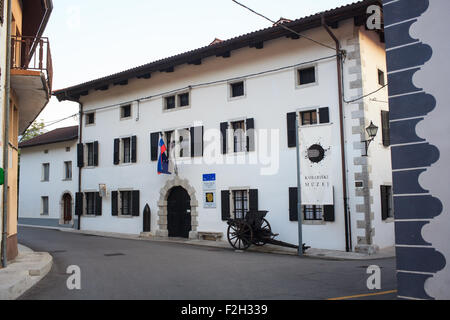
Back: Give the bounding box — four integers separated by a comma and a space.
0, 245, 53, 300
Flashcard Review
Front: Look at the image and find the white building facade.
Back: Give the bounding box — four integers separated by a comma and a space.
50, 0, 392, 252
18, 126, 78, 228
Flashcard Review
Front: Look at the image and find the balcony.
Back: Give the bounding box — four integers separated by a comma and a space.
11, 35, 53, 92
10, 36, 53, 134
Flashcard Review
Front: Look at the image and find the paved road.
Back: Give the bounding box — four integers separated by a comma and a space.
18, 226, 397, 300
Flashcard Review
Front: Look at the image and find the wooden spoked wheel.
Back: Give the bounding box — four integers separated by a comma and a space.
227, 220, 253, 250
253, 218, 272, 246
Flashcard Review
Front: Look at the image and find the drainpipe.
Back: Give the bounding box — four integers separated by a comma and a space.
77, 101, 83, 230
1, 0, 13, 268
321, 16, 352, 252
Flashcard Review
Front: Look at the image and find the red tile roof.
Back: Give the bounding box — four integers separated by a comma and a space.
19, 125, 78, 149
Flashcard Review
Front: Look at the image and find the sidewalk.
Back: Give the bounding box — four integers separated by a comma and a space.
0, 244, 53, 300
39, 226, 397, 261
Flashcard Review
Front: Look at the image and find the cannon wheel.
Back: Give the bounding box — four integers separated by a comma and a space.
227, 220, 253, 250
254, 218, 272, 246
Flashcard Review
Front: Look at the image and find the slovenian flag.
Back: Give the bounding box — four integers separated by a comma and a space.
157, 136, 171, 175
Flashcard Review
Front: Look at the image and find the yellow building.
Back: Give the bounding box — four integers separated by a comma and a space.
0, 0, 53, 265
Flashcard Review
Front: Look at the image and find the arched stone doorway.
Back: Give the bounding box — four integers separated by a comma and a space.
60, 192, 74, 225
156, 176, 198, 239
167, 186, 191, 238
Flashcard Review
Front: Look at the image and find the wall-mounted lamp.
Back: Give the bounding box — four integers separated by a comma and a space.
362, 121, 379, 157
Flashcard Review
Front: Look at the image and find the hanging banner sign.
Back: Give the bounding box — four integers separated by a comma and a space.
299, 124, 334, 205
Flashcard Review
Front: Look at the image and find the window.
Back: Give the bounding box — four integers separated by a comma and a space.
300, 110, 318, 126
120, 191, 132, 216
44, 150, 48, 154
121, 104, 132, 119
66, 147, 71, 152
232, 190, 248, 219
380, 185, 394, 220
41, 197, 49, 215
64, 161, 72, 180
164, 92, 190, 110
303, 205, 323, 221
85, 192, 97, 216
178, 128, 190, 158
163, 129, 190, 159
86, 113, 95, 125
378, 69, 385, 86
122, 137, 131, 163
231, 120, 246, 153
42, 163, 50, 181
86, 142, 95, 166
114, 136, 137, 165
297, 66, 316, 86
178, 93, 189, 107
230, 81, 245, 98
165, 96, 176, 110
78, 142, 98, 168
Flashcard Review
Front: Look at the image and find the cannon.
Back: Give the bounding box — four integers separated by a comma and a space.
226, 210, 310, 253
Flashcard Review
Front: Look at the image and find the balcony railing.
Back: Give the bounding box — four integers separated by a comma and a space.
11, 35, 53, 93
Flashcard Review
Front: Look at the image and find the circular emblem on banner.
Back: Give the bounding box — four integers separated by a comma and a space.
307, 144, 325, 163
206, 193, 214, 203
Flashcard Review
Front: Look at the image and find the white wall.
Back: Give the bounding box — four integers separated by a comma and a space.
19, 140, 78, 224
72, 18, 393, 251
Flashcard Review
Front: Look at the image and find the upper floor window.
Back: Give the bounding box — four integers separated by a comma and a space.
230, 81, 245, 98
77, 142, 98, 168
122, 137, 131, 163
378, 69, 385, 86
64, 161, 72, 180
296, 66, 317, 87
114, 136, 137, 165
86, 112, 95, 125
86, 142, 95, 167
164, 91, 190, 111
300, 110, 318, 126
178, 93, 190, 107
163, 129, 190, 159
42, 163, 50, 181
287, 108, 330, 147
220, 118, 255, 154
121, 104, 132, 119
231, 120, 246, 153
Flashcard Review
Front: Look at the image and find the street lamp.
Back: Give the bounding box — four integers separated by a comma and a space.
362, 121, 379, 157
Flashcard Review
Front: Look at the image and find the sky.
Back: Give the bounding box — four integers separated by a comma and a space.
39, 0, 356, 131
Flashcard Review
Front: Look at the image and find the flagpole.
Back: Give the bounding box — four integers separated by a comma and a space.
296, 113, 303, 257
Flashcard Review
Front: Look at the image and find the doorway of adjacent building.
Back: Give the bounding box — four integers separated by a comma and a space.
167, 186, 191, 238
62, 193, 72, 224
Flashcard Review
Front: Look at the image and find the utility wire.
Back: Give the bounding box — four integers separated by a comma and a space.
231, 0, 337, 52
82, 54, 338, 114
232, 0, 389, 105
42, 113, 78, 127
